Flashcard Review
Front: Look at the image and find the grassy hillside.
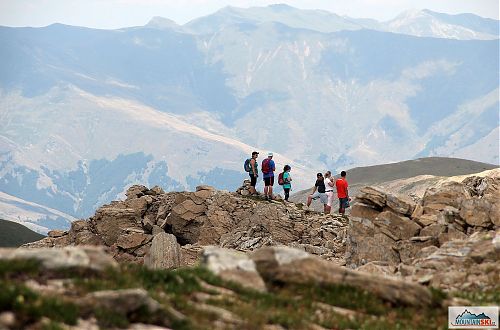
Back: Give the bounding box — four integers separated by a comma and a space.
0, 220, 45, 247
290, 157, 497, 209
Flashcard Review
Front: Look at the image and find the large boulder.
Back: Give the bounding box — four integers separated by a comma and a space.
201, 246, 266, 292
460, 198, 493, 228
374, 210, 421, 240
251, 246, 433, 307
144, 233, 181, 270
91, 207, 143, 246
421, 182, 470, 216
355, 186, 387, 209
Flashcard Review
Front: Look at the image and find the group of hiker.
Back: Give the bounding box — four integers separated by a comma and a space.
244, 151, 350, 214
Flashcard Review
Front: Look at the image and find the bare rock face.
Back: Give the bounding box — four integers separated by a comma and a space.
201, 246, 266, 292
346, 170, 499, 292
144, 233, 181, 270
356, 261, 397, 277
348, 170, 499, 269
400, 230, 500, 291
374, 211, 421, 240
251, 246, 432, 307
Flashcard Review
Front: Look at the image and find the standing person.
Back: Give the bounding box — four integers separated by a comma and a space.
282, 165, 292, 201
324, 171, 335, 214
261, 152, 276, 200
335, 170, 350, 215
248, 151, 259, 195
306, 173, 328, 212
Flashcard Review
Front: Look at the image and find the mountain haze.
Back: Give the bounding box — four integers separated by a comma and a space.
0, 5, 498, 230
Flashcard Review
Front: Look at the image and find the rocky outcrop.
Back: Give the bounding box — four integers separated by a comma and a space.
347, 169, 499, 291
398, 230, 499, 291
25, 184, 348, 267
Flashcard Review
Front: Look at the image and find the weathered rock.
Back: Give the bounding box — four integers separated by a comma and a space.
202, 246, 266, 292
355, 186, 387, 209
0, 246, 117, 272
438, 228, 468, 245
144, 233, 181, 270
356, 261, 397, 277
252, 246, 432, 306
406, 230, 500, 291
180, 244, 203, 267
414, 214, 438, 227
420, 224, 446, 237
460, 198, 493, 227
350, 203, 379, 221
92, 207, 142, 246
82, 288, 162, 315
395, 238, 437, 264
196, 185, 215, 192
69, 220, 104, 246
346, 217, 400, 267
151, 225, 163, 236
47, 230, 68, 238
422, 182, 470, 215
125, 185, 149, 200
386, 193, 416, 216
374, 211, 421, 240
116, 233, 152, 250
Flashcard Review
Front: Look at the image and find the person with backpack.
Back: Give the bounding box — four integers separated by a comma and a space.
306, 172, 328, 212
335, 170, 350, 215
244, 151, 259, 195
261, 152, 276, 200
279, 165, 292, 201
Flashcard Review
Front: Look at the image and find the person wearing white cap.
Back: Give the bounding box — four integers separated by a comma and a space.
261, 152, 276, 200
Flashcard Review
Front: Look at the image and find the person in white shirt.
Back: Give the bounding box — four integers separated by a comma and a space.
324, 171, 335, 214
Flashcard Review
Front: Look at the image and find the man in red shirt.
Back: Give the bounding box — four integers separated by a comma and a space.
335, 170, 350, 215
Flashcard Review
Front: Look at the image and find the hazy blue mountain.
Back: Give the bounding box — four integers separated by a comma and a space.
421, 9, 499, 36
385, 9, 499, 40
0, 5, 498, 229
184, 5, 499, 40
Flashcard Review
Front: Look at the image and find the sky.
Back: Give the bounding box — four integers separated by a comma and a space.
0, 0, 498, 29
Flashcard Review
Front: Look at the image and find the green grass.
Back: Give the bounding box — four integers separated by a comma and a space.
453, 287, 500, 305
0, 259, 456, 330
0, 281, 79, 326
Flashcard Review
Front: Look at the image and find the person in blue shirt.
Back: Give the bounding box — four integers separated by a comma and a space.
261, 152, 276, 200
283, 165, 292, 201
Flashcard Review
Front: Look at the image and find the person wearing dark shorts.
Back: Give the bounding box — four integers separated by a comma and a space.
261, 152, 276, 200
249, 151, 259, 194
282, 165, 292, 201
335, 170, 350, 215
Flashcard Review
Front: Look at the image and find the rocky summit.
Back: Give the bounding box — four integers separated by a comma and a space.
1, 169, 498, 329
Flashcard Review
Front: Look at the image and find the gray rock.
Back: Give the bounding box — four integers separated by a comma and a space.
0, 246, 118, 272
144, 233, 181, 270
202, 246, 266, 292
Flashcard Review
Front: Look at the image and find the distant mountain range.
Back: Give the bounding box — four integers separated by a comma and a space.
0, 5, 498, 231
0, 219, 45, 247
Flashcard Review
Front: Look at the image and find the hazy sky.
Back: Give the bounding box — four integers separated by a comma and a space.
0, 0, 498, 29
